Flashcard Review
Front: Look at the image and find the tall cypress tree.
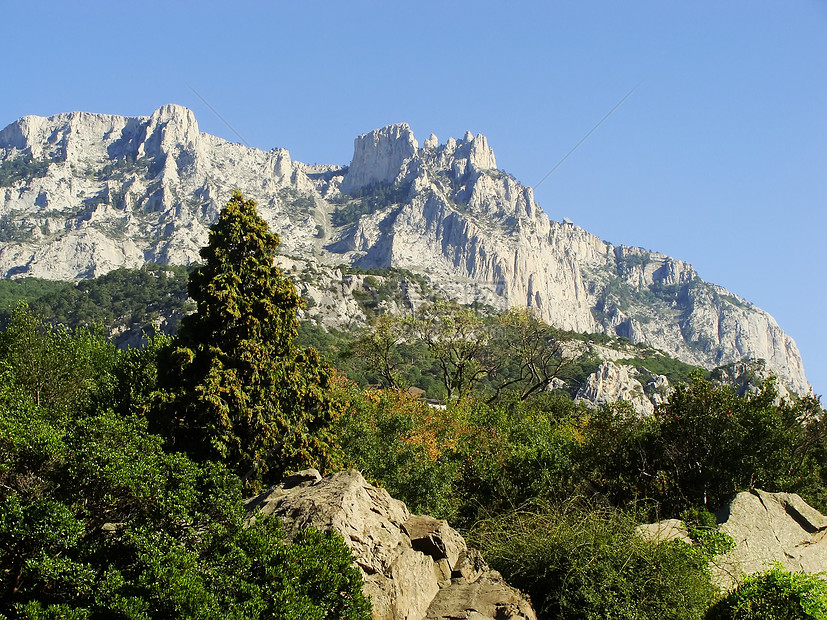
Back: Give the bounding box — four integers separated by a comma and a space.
151, 190, 340, 486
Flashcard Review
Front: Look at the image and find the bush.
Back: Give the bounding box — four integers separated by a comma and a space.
469, 501, 718, 620
334, 384, 587, 527
333, 383, 467, 520
580, 374, 827, 516
0, 379, 370, 619
706, 566, 827, 619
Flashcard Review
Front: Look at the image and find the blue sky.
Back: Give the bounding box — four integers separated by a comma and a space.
3, 1, 825, 395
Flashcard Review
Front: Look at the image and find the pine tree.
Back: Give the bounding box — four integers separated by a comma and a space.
150, 190, 341, 487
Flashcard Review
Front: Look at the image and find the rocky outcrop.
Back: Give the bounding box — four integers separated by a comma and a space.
0, 107, 809, 393
712, 489, 827, 590
711, 359, 791, 403
341, 124, 419, 194
636, 518, 692, 546
244, 469, 536, 620
638, 490, 827, 591
576, 360, 658, 416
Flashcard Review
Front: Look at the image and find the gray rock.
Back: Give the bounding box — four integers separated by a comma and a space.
638, 490, 827, 592
425, 576, 537, 620
576, 360, 655, 416
711, 359, 791, 404
341, 123, 418, 194
245, 470, 536, 620
712, 489, 827, 590
636, 518, 692, 545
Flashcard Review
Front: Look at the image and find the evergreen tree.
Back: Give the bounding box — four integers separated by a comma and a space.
150, 190, 341, 487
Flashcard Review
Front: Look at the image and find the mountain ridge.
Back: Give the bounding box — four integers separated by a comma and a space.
0, 104, 809, 393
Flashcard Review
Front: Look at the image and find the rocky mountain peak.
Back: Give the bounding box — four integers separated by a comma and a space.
0, 107, 811, 394
142, 104, 200, 152
340, 122, 418, 193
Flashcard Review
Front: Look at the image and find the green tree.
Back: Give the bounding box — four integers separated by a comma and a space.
348, 314, 407, 389
487, 307, 572, 403
149, 190, 341, 487
0, 302, 116, 415
407, 300, 493, 400
581, 373, 827, 515
655, 373, 826, 512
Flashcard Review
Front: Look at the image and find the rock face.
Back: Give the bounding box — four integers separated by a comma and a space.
575, 360, 661, 416
341, 124, 419, 194
711, 359, 792, 404
638, 490, 827, 591
713, 489, 827, 590
0, 106, 809, 393
244, 469, 536, 620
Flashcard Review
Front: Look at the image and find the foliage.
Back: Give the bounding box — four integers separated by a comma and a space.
0, 383, 369, 618
578, 400, 663, 509
655, 374, 826, 512
347, 314, 407, 389
333, 383, 468, 520
0, 154, 50, 187
617, 352, 706, 387
105, 333, 172, 418
485, 307, 571, 402
331, 181, 412, 227
0, 303, 369, 618
581, 373, 827, 515
682, 508, 736, 560
0, 212, 35, 243
0, 279, 74, 320
469, 501, 717, 620
706, 566, 827, 619
0, 303, 116, 415
149, 191, 342, 487
406, 300, 494, 400
29, 264, 190, 340
334, 383, 588, 526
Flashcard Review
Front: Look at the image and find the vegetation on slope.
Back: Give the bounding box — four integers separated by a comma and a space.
2, 190, 826, 618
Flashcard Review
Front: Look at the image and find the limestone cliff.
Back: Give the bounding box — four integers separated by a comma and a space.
0, 106, 809, 393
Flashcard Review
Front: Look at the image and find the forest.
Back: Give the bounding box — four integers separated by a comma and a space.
2, 191, 826, 619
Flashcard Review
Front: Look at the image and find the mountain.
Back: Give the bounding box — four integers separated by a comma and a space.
0, 104, 809, 393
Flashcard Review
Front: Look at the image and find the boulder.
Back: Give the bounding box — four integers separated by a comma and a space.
245, 469, 536, 620
636, 518, 692, 545
712, 489, 827, 590
637, 490, 827, 591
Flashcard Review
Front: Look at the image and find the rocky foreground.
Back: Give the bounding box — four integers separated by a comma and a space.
246, 469, 827, 619
245, 469, 536, 620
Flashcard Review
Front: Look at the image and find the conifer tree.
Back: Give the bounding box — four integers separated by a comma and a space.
150, 190, 341, 486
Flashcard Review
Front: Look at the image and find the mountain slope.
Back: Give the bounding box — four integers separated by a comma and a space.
0, 105, 808, 393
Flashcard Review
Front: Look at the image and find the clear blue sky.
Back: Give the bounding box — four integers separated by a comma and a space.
3, 1, 825, 396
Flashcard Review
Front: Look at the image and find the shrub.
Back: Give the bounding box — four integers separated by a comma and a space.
0, 376, 370, 619
469, 501, 717, 620
706, 566, 827, 619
